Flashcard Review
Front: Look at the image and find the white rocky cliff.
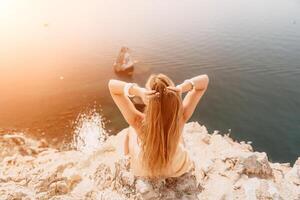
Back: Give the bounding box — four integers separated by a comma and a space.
0, 122, 299, 199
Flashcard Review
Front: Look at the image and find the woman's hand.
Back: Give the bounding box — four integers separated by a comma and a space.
140, 88, 157, 104
169, 86, 182, 93
130, 85, 155, 104
175, 83, 189, 94
176, 75, 209, 93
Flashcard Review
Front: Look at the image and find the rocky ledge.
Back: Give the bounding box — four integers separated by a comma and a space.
0, 122, 299, 200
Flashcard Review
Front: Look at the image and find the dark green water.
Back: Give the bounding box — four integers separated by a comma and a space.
0, 0, 299, 162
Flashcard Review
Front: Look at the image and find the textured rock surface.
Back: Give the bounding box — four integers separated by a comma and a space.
0, 122, 299, 200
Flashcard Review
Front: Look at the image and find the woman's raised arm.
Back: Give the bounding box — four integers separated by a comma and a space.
108, 79, 144, 128
176, 74, 209, 122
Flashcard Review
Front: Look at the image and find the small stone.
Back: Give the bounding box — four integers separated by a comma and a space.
135, 179, 159, 199
181, 194, 198, 200
201, 135, 211, 144
49, 181, 69, 195
120, 171, 135, 186
38, 139, 49, 148
160, 188, 176, 199
136, 179, 153, 194
241, 152, 273, 178
56, 181, 69, 194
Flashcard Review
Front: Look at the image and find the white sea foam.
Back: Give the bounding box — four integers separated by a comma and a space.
72, 110, 108, 154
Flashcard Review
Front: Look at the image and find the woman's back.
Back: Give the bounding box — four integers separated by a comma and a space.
127, 126, 193, 178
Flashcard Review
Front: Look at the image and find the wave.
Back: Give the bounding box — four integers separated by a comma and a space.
72, 110, 108, 154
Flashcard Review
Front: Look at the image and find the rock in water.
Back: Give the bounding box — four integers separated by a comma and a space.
114, 47, 135, 76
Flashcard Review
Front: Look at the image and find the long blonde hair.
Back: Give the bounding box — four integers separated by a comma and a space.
140, 74, 183, 177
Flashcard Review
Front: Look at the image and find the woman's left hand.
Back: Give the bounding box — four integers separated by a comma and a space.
168, 86, 182, 94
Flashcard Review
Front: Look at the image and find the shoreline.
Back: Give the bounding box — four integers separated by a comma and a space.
0, 122, 299, 199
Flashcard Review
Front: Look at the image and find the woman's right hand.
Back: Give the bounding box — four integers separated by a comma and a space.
140, 88, 156, 104
130, 85, 155, 104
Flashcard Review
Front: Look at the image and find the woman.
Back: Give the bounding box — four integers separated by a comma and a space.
108, 73, 209, 178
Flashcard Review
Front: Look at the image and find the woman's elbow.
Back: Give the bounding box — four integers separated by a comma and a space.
204, 74, 209, 88
108, 79, 115, 89
108, 79, 116, 93
195, 74, 209, 91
